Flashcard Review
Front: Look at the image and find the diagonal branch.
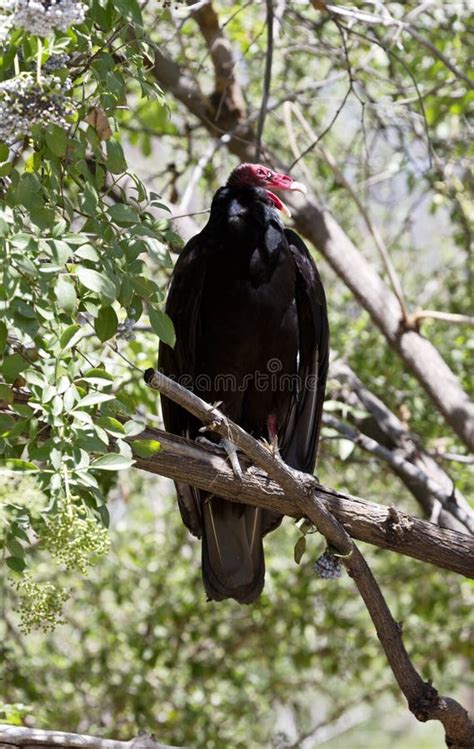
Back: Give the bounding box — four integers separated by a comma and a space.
143, 368, 474, 748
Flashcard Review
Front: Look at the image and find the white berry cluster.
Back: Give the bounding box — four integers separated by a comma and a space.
2, 0, 86, 37
0, 73, 74, 143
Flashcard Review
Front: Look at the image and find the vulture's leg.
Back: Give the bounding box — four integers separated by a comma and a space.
266, 414, 280, 457
221, 438, 243, 479
196, 434, 243, 479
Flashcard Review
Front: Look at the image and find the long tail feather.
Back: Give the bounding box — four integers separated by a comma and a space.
202, 497, 265, 604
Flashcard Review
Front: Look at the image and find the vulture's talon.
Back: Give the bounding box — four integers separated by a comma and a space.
221, 437, 243, 479
196, 435, 218, 449
196, 435, 243, 479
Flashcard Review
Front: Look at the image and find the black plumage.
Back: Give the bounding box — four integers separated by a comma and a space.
158, 164, 329, 603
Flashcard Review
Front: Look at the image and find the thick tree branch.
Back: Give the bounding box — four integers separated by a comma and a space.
151, 36, 474, 452
143, 369, 474, 748
130, 419, 474, 578
0, 725, 184, 749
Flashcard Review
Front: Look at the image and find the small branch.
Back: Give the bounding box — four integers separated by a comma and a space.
404, 25, 474, 91
0, 725, 185, 749
255, 0, 274, 160
413, 309, 474, 327
438, 452, 474, 465
179, 136, 228, 212
288, 85, 352, 170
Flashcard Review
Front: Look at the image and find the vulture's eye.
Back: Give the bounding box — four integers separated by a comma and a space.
257, 168, 265, 176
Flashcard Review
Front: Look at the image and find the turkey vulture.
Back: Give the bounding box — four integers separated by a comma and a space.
158, 163, 329, 603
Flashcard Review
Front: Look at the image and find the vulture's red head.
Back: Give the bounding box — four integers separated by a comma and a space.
227, 163, 307, 217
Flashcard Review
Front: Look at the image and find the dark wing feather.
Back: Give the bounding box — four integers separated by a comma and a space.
158, 234, 208, 538
280, 228, 329, 475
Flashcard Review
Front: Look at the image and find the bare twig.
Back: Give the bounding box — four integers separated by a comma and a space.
179, 135, 228, 212
413, 310, 474, 327
317, 4, 473, 90
288, 85, 352, 170
255, 0, 274, 160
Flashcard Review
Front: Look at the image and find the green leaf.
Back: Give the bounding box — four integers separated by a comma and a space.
80, 368, 115, 386
60, 324, 84, 350
1, 354, 28, 383
91, 453, 134, 470
76, 392, 115, 408
4, 459, 38, 471
123, 420, 145, 437
106, 140, 128, 174
95, 415, 125, 436
76, 267, 117, 303
149, 307, 175, 347
112, 0, 142, 24
74, 244, 99, 262
55, 276, 78, 315
6, 556, 26, 572
338, 439, 355, 461
0, 320, 8, 351
45, 125, 68, 157
7, 538, 24, 558
294, 536, 306, 565
132, 439, 161, 458
98, 503, 110, 528
0, 414, 15, 433
0, 383, 13, 403
94, 305, 118, 342
14, 173, 42, 211
107, 203, 139, 227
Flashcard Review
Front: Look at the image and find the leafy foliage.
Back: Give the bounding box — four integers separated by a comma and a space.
0, 0, 178, 618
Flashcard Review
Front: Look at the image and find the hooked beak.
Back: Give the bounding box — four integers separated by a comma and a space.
289, 180, 307, 195
265, 172, 307, 218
